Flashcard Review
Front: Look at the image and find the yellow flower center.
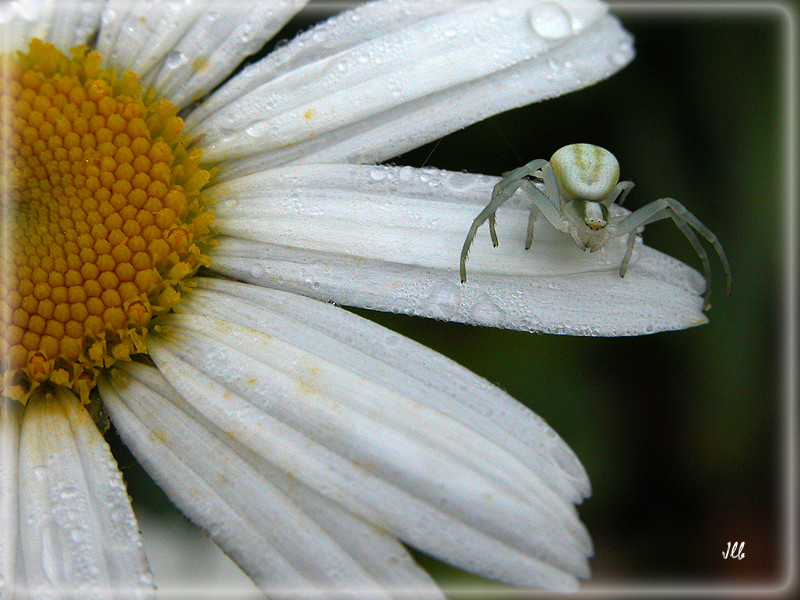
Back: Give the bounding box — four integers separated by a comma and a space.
1, 39, 215, 404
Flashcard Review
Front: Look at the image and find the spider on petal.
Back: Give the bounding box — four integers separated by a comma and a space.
460, 143, 732, 310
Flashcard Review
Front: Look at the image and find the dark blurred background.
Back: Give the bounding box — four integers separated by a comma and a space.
108, 1, 793, 597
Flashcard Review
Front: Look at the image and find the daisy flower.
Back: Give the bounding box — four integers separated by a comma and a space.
1, 0, 707, 597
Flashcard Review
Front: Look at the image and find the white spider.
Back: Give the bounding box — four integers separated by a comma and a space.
459, 143, 732, 309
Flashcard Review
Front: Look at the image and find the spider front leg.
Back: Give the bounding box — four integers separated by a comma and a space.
604, 180, 635, 207
460, 159, 548, 283
614, 197, 732, 309
523, 161, 564, 250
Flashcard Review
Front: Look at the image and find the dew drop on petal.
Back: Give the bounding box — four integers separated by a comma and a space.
528, 2, 574, 40
244, 120, 271, 138
472, 293, 506, 324
0, 5, 14, 24
426, 282, 459, 319
164, 50, 188, 70
369, 168, 387, 181
40, 518, 67, 585
237, 27, 252, 44
612, 40, 635, 66
32, 465, 47, 481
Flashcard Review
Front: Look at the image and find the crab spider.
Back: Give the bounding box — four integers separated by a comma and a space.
459, 143, 732, 309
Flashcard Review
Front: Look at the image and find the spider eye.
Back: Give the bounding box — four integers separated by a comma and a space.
551, 143, 620, 201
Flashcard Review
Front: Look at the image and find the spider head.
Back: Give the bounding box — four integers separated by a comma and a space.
563, 199, 612, 251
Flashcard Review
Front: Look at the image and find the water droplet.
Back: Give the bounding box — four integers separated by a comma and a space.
443, 172, 475, 193
612, 41, 634, 67
528, 2, 574, 40
395, 166, 413, 181
369, 168, 387, 181
164, 51, 187, 70
41, 519, 67, 585
138, 571, 156, 587
100, 9, 117, 25
471, 293, 506, 324
244, 121, 271, 138
426, 282, 459, 318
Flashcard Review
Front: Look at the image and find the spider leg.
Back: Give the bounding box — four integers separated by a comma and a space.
492, 160, 549, 208
669, 215, 713, 307
520, 178, 570, 249
539, 161, 562, 208
614, 198, 732, 308
619, 231, 637, 277
604, 180, 634, 207
489, 214, 499, 246
460, 159, 547, 282
525, 207, 537, 250
521, 162, 567, 249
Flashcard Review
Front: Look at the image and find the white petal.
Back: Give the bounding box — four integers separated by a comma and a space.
97, 0, 307, 109
144, 278, 592, 590
206, 164, 708, 336
45, 0, 105, 51
187, 0, 633, 171
97, 0, 214, 76
0, 399, 23, 598
99, 366, 446, 600
192, 278, 590, 502
17, 389, 153, 598
0, 0, 104, 52
184, 0, 467, 129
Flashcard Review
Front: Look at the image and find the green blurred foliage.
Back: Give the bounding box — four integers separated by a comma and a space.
109, 2, 791, 596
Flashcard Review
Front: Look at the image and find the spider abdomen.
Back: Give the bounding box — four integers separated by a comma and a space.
551, 143, 620, 202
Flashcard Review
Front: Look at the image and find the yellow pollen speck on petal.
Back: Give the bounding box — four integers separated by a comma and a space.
192, 56, 210, 73
1, 39, 216, 404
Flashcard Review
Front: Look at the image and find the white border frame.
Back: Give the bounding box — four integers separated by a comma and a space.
2, 1, 795, 598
